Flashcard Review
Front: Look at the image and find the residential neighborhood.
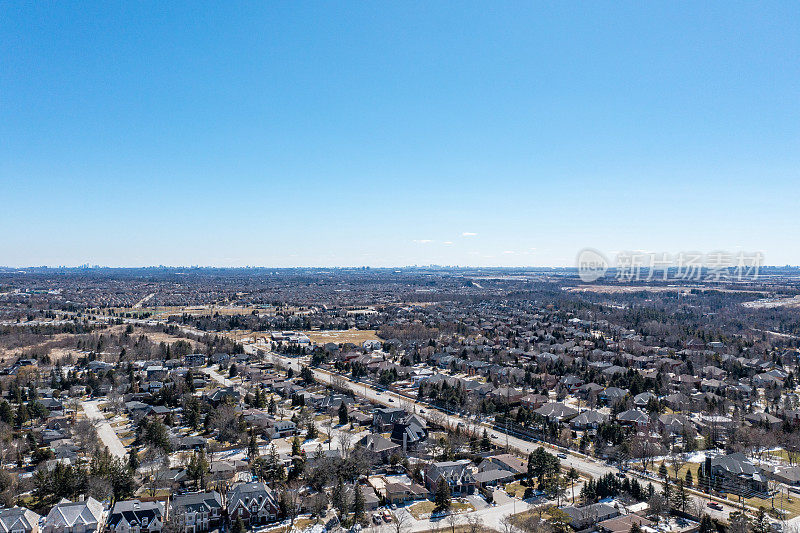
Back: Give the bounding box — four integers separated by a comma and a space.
0, 267, 800, 533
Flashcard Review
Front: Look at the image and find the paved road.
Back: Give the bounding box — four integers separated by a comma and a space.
83, 400, 128, 459
199, 366, 235, 387
265, 352, 748, 522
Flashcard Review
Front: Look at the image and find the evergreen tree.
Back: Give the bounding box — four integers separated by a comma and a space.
291, 436, 302, 457
752, 508, 770, 533
352, 485, 365, 524
338, 402, 349, 425
434, 479, 451, 512
332, 477, 348, 518
128, 447, 139, 471
248, 430, 260, 461
698, 514, 714, 533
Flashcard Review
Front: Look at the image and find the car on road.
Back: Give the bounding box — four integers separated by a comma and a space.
557, 453, 568, 459
388, 398, 394, 402
419, 409, 426, 413
707, 502, 723, 511
491, 433, 498, 438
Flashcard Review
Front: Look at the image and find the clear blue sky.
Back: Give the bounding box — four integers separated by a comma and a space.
2, 2, 798, 267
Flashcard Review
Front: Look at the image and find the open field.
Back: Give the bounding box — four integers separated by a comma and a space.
303, 329, 381, 345
743, 295, 800, 309
567, 285, 766, 295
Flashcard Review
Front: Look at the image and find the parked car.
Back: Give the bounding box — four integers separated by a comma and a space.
707, 502, 723, 511
557, 453, 568, 459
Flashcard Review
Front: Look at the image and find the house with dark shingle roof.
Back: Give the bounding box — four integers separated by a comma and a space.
534, 402, 578, 423
170, 491, 223, 533
570, 410, 608, 430
358, 434, 400, 463
227, 482, 280, 526
108, 500, 164, 533
425, 459, 476, 495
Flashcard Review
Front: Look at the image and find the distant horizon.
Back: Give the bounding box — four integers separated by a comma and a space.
3, 263, 800, 271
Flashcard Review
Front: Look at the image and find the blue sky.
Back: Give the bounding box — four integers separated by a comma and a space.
2, 2, 798, 267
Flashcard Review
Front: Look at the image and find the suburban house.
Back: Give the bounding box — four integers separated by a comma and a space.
384, 482, 429, 505
534, 402, 578, 423
570, 410, 608, 430
170, 491, 223, 533
107, 500, 164, 533
390, 414, 428, 451
358, 434, 400, 463
706, 453, 769, 496
184, 354, 206, 367
425, 459, 476, 495
479, 454, 527, 477
0, 507, 41, 533
372, 407, 406, 432
227, 482, 280, 526
616, 409, 650, 428
562, 503, 619, 529
43, 497, 107, 533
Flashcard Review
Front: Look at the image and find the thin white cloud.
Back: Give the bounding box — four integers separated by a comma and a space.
443, 241, 453, 245
503, 250, 515, 254
462, 232, 478, 237
413, 239, 434, 244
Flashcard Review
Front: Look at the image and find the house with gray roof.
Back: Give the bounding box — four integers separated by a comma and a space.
108, 500, 164, 533
534, 402, 578, 423
570, 410, 608, 430
0, 507, 41, 533
43, 497, 107, 533
425, 459, 476, 495
170, 491, 223, 533
227, 482, 280, 526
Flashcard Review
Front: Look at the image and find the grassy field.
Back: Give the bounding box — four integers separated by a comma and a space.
768, 449, 798, 464
739, 493, 799, 519
504, 481, 526, 498
263, 517, 316, 532
408, 500, 475, 520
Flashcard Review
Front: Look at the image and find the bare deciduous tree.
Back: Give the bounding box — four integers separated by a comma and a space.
388, 510, 413, 533
445, 512, 461, 533
466, 514, 483, 533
